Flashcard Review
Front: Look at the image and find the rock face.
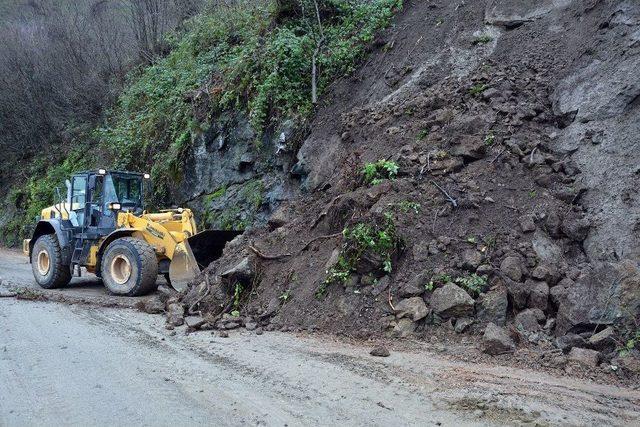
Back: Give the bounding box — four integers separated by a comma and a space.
394, 297, 429, 321
476, 286, 508, 326
482, 323, 516, 355
430, 283, 475, 319
556, 261, 640, 335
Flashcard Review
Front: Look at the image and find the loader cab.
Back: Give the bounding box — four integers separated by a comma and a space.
68, 170, 147, 232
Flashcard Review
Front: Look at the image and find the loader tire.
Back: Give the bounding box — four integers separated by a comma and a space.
31, 234, 71, 289
101, 237, 158, 296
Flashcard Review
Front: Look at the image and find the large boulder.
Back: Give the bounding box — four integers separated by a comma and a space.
430, 283, 475, 319
476, 285, 508, 326
394, 297, 429, 321
482, 323, 516, 355
556, 260, 640, 335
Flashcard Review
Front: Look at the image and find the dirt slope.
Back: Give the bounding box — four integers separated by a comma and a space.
164, 0, 640, 382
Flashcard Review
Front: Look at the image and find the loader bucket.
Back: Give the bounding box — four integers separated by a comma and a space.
169, 230, 243, 292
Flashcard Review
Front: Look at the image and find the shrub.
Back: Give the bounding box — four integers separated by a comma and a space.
362, 159, 399, 185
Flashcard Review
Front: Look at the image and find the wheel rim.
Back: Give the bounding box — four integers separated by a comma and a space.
37, 250, 50, 276
110, 255, 132, 285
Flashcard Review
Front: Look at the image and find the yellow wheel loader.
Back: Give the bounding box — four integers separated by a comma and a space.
23, 169, 240, 296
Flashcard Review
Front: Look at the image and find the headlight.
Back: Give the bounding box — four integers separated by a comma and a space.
98, 169, 107, 175
108, 203, 121, 210
143, 173, 151, 179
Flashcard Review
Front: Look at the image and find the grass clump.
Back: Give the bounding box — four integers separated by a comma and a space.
472, 34, 493, 45
362, 159, 399, 185
469, 83, 488, 96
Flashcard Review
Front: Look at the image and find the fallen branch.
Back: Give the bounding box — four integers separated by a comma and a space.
299, 233, 342, 253
388, 287, 395, 312
248, 244, 291, 260
431, 181, 458, 208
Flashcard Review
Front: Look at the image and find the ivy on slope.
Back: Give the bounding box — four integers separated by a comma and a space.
98, 0, 402, 203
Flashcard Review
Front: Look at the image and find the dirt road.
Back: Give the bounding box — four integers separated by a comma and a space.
1, 248, 639, 426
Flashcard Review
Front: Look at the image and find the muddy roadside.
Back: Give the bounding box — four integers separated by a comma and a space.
2, 298, 640, 426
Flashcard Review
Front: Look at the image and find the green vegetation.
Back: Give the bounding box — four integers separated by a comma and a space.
416, 128, 429, 140
0, 148, 92, 246
362, 159, 399, 185
425, 272, 487, 297
619, 329, 639, 357
279, 289, 292, 303
98, 0, 403, 204
454, 273, 488, 297
318, 213, 401, 297
473, 35, 493, 45
484, 132, 495, 146
396, 200, 421, 214
469, 83, 488, 96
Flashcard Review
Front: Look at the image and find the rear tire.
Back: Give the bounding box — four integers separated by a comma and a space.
31, 234, 72, 289
101, 237, 158, 296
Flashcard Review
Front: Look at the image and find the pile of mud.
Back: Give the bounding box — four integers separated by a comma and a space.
141, 0, 640, 380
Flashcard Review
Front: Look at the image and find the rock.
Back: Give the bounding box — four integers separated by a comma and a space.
567, 347, 600, 367
392, 318, 416, 337
587, 327, 616, 350
455, 317, 474, 333
515, 309, 543, 333
223, 321, 240, 330
544, 212, 562, 237
166, 303, 185, 327
399, 274, 426, 297
531, 265, 550, 281
156, 284, 178, 304
219, 331, 229, 338
476, 285, 508, 326
370, 275, 390, 297
461, 249, 483, 271
549, 279, 572, 307
556, 261, 640, 335
531, 231, 563, 266
482, 323, 516, 355
527, 280, 549, 311
518, 215, 536, 233
561, 215, 590, 242
221, 257, 254, 285
267, 207, 288, 229
476, 264, 493, 276
500, 256, 523, 282
394, 297, 429, 321
451, 136, 486, 160
185, 315, 205, 329
503, 277, 530, 310
430, 283, 475, 319
245, 322, 258, 331
555, 333, 587, 353
370, 346, 390, 357
255, 327, 264, 335
135, 294, 165, 314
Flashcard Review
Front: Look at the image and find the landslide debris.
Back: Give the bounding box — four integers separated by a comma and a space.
156, 0, 640, 383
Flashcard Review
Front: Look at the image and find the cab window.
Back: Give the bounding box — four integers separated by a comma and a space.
71, 176, 87, 210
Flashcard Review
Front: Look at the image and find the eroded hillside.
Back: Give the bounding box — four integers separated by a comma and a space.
152, 0, 640, 382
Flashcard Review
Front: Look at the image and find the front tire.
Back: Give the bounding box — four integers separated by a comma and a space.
101, 237, 158, 296
31, 234, 71, 289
